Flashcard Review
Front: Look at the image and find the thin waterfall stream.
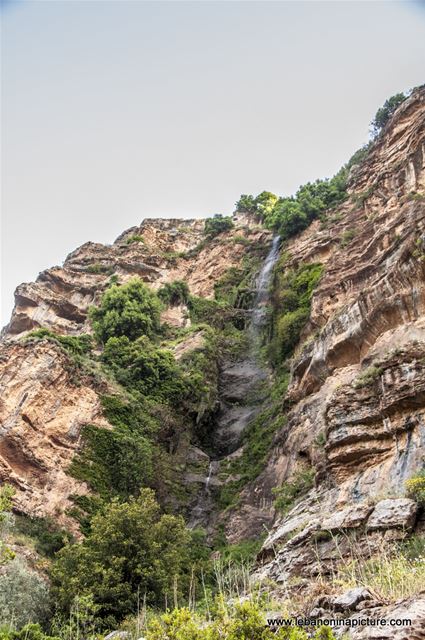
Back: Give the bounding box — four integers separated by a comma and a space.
189, 236, 281, 529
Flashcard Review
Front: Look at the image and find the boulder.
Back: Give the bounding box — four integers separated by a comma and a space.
332, 587, 372, 612
366, 498, 418, 531
321, 503, 373, 531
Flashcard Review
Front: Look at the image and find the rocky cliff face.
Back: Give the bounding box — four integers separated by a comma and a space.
0, 214, 270, 527
228, 88, 425, 590
1, 88, 424, 617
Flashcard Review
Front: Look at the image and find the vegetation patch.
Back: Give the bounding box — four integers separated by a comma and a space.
204, 214, 234, 238
126, 234, 145, 244
14, 515, 72, 558
25, 328, 93, 357
157, 280, 190, 306
269, 261, 324, 366
405, 468, 425, 506
340, 228, 357, 247
89, 278, 162, 343
272, 468, 315, 514
352, 365, 383, 388
85, 263, 115, 275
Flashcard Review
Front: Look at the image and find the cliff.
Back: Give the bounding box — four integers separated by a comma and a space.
1, 87, 425, 637
230, 88, 425, 585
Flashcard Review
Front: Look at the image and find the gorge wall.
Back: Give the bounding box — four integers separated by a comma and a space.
0, 88, 425, 624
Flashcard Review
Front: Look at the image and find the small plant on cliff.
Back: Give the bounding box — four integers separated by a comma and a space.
126, 234, 145, 244
89, 278, 161, 343
405, 469, 425, 506
102, 335, 185, 401
157, 280, 190, 306
204, 214, 234, 237
25, 329, 93, 357
85, 262, 114, 275
370, 92, 408, 137
272, 468, 314, 514
352, 364, 383, 389
340, 228, 357, 247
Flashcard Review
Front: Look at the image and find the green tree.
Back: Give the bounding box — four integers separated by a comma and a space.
51, 490, 192, 629
157, 280, 190, 306
235, 194, 256, 213
102, 335, 185, 401
89, 279, 161, 343
371, 92, 407, 136
204, 215, 234, 237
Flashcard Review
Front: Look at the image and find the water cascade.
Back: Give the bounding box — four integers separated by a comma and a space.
189, 237, 281, 529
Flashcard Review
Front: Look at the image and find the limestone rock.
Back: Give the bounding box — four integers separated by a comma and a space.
366, 498, 418, 531
332, 587, 372, 612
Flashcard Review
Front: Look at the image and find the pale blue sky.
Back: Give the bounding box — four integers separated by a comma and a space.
1, 0, 425, 326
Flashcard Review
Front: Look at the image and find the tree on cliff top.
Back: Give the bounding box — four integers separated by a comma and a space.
370, 92, 408, 136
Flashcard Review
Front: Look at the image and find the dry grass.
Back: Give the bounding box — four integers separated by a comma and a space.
327, 532, 425, 602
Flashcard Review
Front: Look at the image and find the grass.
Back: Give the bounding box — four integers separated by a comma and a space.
85, 263, 115, 275
352, 364, 383, 388
126, 234, 145, 244
334, 545, 425, 601
339, 228, 357, 247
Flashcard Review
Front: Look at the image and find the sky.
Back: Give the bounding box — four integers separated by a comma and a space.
1, 0, 425, 327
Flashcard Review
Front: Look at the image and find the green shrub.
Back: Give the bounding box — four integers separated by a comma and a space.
273, 468, 314, 514
188, 296, 229, 327
144, 600, 339, 640
89, 279, 161, 343
352, 365, 383, 388
25, 329, 93, 357
102, 335, 185, 401
146, 608, 205, 640
405, 469, 425, 506
204, 214, 234, 237
158, 280, 190, 306
126, 234, 145, 244
14, 515, 72, 558
51, 490, 192, 628
340, 228, 357, 247
218, 538, 262, 564
270, 262, 323, 365
0, 559, 52, 630
69, 422, 156, 500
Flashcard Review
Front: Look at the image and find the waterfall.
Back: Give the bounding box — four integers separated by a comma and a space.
251, 235, 280, 334
188, 235, 281, 530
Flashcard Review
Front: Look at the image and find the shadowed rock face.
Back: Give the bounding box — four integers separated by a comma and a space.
226, 88, 425, 589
